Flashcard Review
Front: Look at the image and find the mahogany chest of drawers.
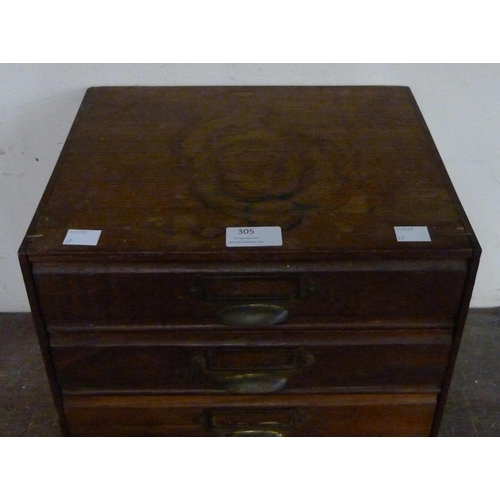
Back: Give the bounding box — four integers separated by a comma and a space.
19, 86, 480, 436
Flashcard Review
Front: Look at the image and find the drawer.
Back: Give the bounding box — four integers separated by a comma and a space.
34, 260, 466, 329
51, 330, 451, 394
64, 393, 437, 436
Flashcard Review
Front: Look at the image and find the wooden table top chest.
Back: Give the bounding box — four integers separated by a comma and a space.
19, 86, 480, 436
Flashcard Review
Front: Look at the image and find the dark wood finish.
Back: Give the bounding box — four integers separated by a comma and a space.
431, 242, 482, 434
33, 261, 466, 329
19, 86, 480, 436
17, 253, 69, 434
51, 330, 451, 394
64, 394, 437, 437
23, 86, 473, 261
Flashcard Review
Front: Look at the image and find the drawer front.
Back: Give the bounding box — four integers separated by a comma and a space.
34, 261, 466, 328
51, 330, 451, 394
64, 394, 437, 436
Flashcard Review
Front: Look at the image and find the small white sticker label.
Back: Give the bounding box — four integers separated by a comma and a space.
394, 226, 431, 242
226, 226, 282, 247
63, 229, 102, 246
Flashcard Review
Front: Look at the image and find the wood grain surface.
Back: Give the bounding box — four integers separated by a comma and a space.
21, 86, 474, 261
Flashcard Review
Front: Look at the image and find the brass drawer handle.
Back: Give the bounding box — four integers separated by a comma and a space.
196, 408, 307, 437
210, 373, 287, 394
226, 430, 282, 437
191, 348, 314, 394
215, 304, 289, 326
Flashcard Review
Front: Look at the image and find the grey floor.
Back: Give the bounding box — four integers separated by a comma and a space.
1, 310, 499, 437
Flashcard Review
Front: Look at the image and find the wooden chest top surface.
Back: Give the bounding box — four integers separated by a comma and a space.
22, 86, 475, 261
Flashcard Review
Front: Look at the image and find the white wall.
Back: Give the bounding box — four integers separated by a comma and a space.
1, 63, 499, 311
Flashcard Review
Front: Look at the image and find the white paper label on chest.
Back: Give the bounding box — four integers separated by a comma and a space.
394, 226, 431, 242
63, 229, 102, 246
226, 226, 283, 247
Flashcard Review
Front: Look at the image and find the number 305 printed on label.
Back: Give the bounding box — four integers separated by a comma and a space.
226, 227, 282, 247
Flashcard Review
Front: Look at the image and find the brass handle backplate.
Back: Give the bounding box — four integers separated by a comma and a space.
188, 275, 318, 301
196, 408, 307, 437
191, 348, 315, 394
